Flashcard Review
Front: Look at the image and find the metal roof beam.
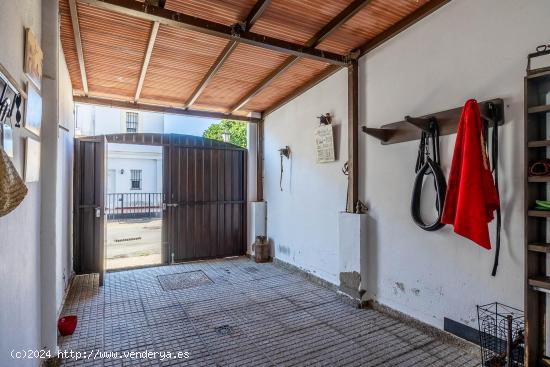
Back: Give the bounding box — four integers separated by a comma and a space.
74, 96, 262, 123
185, 0, 271, 108
230, 0, 372, 113
134, 21, 160, 102
263, 65, 341, 116
263, 0, 453, 116
78, 0, 347, 66
69, 0, 89, 95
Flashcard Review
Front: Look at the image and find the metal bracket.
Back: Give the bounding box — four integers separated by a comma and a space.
346, 49, 361, 65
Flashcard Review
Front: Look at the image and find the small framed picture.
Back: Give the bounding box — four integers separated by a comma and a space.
24, 137, 40, 182
24, 28, 43, 92
24, 81, 42, 136
2, 124, 14, 157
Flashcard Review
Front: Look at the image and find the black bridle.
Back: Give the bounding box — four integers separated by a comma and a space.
411, 119, 447, 231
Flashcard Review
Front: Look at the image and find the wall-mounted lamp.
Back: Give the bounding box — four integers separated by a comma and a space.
222, 128, 231, 143
120, 169, 124, 174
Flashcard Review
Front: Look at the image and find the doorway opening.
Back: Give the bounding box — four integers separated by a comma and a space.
104, 143, 163, 270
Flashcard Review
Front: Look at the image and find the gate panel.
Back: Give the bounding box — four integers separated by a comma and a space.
74, 137, 106, 285
167, 142, 246, 263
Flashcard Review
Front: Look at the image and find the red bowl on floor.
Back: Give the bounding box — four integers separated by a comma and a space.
58, 316, 77, 336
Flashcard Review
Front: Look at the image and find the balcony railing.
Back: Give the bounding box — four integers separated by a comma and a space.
105, 193, 164, 220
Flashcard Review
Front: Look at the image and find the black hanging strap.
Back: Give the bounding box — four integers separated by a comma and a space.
410, 120, 447, 231
488, 106, 501, 277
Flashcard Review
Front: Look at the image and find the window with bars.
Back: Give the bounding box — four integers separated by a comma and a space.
126, 112, 138, 133
130, 170, 142, 190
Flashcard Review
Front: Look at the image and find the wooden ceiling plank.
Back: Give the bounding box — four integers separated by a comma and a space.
77, 0, 347, 66
231, 0, 372, 113
308, 0, 374, 48
358, 0, 451, 57
135, 21, 160, 102
231, 57, 299, 113
69, 0, 89, 95
74, 96, 262, 123
186, 0, 271, 108
263, 65, 341, 116
185, 41, 238, 107
263, 0, 453, 116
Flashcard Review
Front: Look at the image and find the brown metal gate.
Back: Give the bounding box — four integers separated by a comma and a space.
165, 134, 247, 262
73, 136, 107, 284
74, 133, 247, 274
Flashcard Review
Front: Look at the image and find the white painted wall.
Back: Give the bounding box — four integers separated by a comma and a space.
0, 1, 42, 365
264, 70, 348, 284
90, 107, 164, 135
56, 44, 75, 314
108, 157, 160, 193
360, 0, 550, 330
40, 0, 76, 352
107, 144, 162, 194
264, 0, 550, 331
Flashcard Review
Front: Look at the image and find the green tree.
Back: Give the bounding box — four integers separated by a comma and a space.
203, 119, 247, 148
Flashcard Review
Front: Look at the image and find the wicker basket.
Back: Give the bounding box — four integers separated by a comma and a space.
0, 148, 27, 217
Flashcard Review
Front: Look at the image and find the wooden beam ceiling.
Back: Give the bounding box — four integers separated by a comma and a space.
264, 0, 452, 116
77, 0, 348, 66
67, 0, 453, 118
185, 0, 271, 108
69, 0, 89, 95
74, 96, 262, 123
230, 0, 372, 113
134, 21, 159, 102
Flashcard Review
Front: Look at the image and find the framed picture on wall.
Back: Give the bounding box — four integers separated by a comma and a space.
24, 28, 43, 91
24, 137, 40, 182
24, 81, 42, 136
2, 124, 14, 158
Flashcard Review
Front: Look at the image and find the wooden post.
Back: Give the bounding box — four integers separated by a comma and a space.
347, 60, 359, 212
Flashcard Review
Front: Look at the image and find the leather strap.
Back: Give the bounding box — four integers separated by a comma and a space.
411, 157, 447, 231
411, 122, 447, 231
490, 115, 501, 276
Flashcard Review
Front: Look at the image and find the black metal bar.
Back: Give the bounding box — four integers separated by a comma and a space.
74, 96, 261, 123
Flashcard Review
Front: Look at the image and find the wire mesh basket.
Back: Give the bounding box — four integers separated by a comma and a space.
477, 302, 524, 367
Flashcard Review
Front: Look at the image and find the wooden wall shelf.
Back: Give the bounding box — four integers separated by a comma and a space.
528, 104, 550, 114
528, 243, 550, 253
527, 140, 550, 148
528, 176, 550, 183
529, 276, 550, 292
362, 98, 504, 145
528, 210, 550, 218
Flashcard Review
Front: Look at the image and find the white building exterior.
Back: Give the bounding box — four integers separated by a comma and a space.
75, 105, 216, 195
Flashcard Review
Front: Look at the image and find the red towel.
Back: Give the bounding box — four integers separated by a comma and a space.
441, 99, 499, 249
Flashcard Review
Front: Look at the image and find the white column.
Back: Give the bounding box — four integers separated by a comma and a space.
40, 0, 60, 353
338, 212, 367, 301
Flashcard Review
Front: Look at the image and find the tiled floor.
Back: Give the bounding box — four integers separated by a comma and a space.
59, 258, 480, 366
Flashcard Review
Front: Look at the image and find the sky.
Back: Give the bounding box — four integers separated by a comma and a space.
163, 114, 219, 136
